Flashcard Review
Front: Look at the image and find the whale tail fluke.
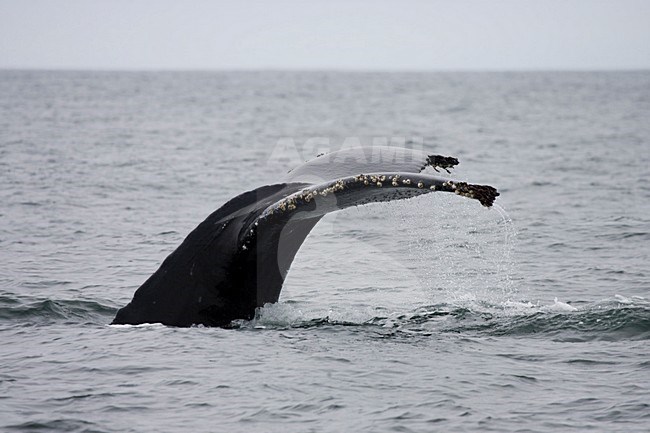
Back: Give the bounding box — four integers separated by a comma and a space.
112, 146, 500, 327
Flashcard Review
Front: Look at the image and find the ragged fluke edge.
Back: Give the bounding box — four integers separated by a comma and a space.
426, 155, 459, 173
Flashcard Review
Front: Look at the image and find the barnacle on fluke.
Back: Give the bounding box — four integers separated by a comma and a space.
113, 146, 500, 327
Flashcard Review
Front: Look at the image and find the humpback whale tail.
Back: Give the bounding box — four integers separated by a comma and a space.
112, 146, 499, 327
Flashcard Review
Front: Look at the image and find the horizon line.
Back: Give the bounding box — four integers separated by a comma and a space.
1, 66, 649, 74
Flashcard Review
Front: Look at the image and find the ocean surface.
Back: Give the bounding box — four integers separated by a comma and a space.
0, 70, 648, 432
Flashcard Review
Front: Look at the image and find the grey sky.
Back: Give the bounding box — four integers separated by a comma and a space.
1, 0, 648, 70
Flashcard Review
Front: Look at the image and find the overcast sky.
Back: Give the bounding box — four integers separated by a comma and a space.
1, 0, 648, 71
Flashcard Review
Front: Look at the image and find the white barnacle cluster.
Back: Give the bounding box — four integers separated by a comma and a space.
452, 182, 477, 199
352, 174, 422, 189
264, 179, 349, 220
442, 180, 457, 191
302, 190, 315, 203
283, 197, 297, 211
318, 179, 345, 197
292, 187, 320, 204
353, 174, 369, 186
265, 196, 298, 216
353, 174, 377, 187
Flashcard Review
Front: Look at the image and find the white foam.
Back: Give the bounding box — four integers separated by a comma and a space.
108, 322, 167, 329
615, 294, 633, 304
546, 297, 578, 312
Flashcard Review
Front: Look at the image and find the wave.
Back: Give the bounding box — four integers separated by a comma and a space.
5, 419, 99, 432
2, 292, 648, 342
451, 303, 650, 341
245, 295, 650, 342
0, 295, 117, 325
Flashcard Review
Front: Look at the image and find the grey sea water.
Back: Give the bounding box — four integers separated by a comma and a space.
0, 70, 649, 432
